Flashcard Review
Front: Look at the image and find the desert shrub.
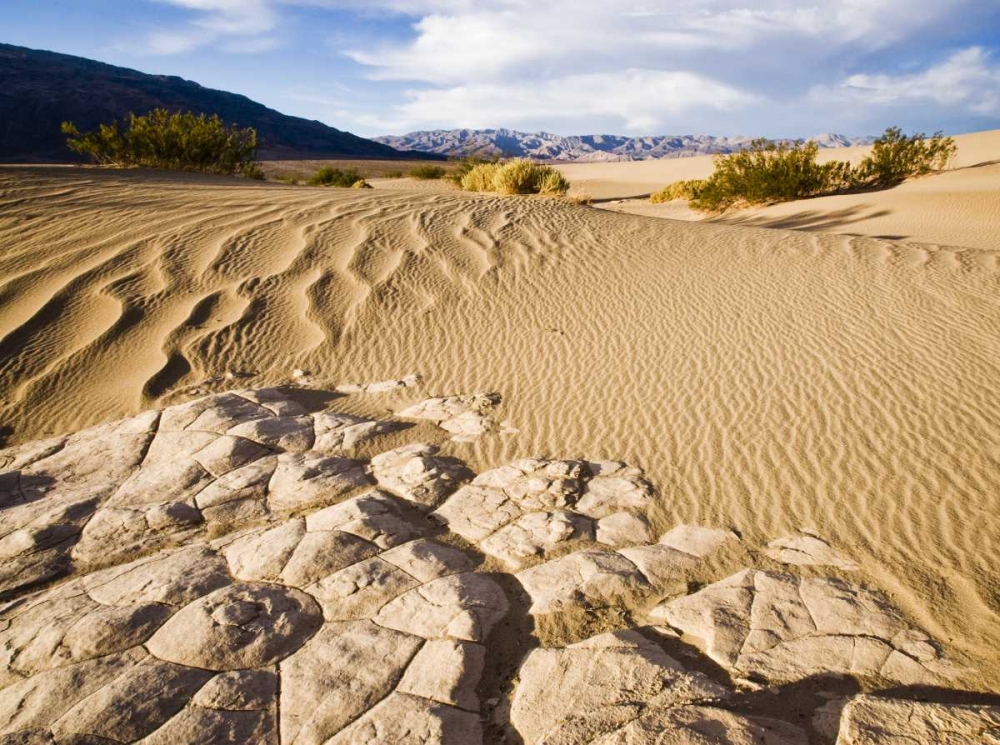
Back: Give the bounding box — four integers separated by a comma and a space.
461, 162, 503, 192
668, 127, 957, 212
650, 179, 708, 204
384, 170, 404, 179
273, 174, 299, 185
307, 166, 367, 188
854, 127, 956, 187
408, 165, 447, 180
448, 153, 500, 185
688, 139, 841, 211
62, 109, 259, 176
461, 158, 569, 196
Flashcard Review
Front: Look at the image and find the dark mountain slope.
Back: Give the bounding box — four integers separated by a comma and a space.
0, 43, 421, 161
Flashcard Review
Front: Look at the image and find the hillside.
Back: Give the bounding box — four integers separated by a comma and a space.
0, 43, 421, 162
374, 127, 873, 162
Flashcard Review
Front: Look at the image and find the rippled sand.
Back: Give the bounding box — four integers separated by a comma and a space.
1, 163, 999, 690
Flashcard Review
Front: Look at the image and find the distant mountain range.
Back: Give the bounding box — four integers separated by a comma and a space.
0, 43, 422, 162
374, 128, 875, 162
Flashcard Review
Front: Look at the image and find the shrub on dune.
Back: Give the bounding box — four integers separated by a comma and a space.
650, 179, 708, 204
461, 162, 503, 192
307, 166, 368, 188
461, 158, 570, 196
656, 127, 957, 213
854, 127, 956, 187
62, 109, 261, 178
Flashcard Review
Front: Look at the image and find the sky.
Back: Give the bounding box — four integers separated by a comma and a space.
5, 0, 1000, 139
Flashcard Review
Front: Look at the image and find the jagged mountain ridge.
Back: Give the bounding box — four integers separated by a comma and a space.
375, 128, 874, 162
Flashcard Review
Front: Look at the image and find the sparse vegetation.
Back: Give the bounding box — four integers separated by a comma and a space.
307, 166, 368, 188
272, 174, 299, 185
853, 127, 956, 187
384, 170, 404, 179
460, 158, 570, 196
408, 165, 447, 180
649, 179, 708, 204
62, 109, 261, 177
654, 128, 957, 212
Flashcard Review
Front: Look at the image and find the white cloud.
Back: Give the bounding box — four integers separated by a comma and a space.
117, 0, 999, 135
136, 0, 279, 55
340, 0, 975, 84
812, 47, 1000, 116
374, 69, 756, 133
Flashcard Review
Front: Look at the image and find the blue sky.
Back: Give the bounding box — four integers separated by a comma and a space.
5, 0, 1000, 138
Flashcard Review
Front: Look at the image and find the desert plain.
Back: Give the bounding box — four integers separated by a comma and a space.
1, 130, 999, 743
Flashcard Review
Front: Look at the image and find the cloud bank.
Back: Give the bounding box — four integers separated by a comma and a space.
136, 0, 1000, 135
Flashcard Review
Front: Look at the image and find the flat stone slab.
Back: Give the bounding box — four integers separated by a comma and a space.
511, 629, 806, 744
830, 695, 1000, 744
765, 532, 860, 570
397, 393, 501, 442
0, 390, 399, 595
652, 569, 955, 685
370, 443, 470, 508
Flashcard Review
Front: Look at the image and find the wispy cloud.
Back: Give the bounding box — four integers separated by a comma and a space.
131, 0, 280, 55
811, 47, 1000, 116
106, 0, 1000, 135
388, 69, 757, 133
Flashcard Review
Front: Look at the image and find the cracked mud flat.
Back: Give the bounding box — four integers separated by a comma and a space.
2, 388, 998, 743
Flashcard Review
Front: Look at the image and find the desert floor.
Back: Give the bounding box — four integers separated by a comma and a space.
1, 151, 999, 706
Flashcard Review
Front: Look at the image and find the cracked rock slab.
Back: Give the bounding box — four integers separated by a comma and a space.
511, 629, 807, 744
765, 532, 859, 570
397, 393, 501, 442
0, 390, 396, 596
652, 569, 953, 685
370, 444, 469, 508
831, 695, 1000, 744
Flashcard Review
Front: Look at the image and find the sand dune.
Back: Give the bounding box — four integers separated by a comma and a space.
560, 129, 1000, 250
1, 164, 1000, 697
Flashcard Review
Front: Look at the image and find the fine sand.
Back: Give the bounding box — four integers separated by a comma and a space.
1, 162, 1000, 697
559, 129, 1000, 250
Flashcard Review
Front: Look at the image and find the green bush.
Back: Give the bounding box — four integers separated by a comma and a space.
461, 158, 569, 196
307, 166, 367, 188
650, 179, 708, 204
461, 162, 503, 192
664, 128, 958, 212
408, 165, 447, 180
854, 127, 956, 187
448, 153, 500, 186
62, 109, 260, 177
688, 139, 840, 211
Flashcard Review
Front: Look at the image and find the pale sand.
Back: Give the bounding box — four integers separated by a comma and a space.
559, 129, 1000, 250
1, 164, 999, 693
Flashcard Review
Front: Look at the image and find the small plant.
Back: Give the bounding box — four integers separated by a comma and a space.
854, 127, 956, 187
307, 166, 367, 188
384, 170, 404, 179
461, 158, 569, 196
650, 179, 708, 204
408, 165, 447, 180
62, 109, 260, 177
688, 139, 839, 211
660, 127, 958, 213
448, 153, 500, 186
273, 174, 299, 185
460, 162, 503, 192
